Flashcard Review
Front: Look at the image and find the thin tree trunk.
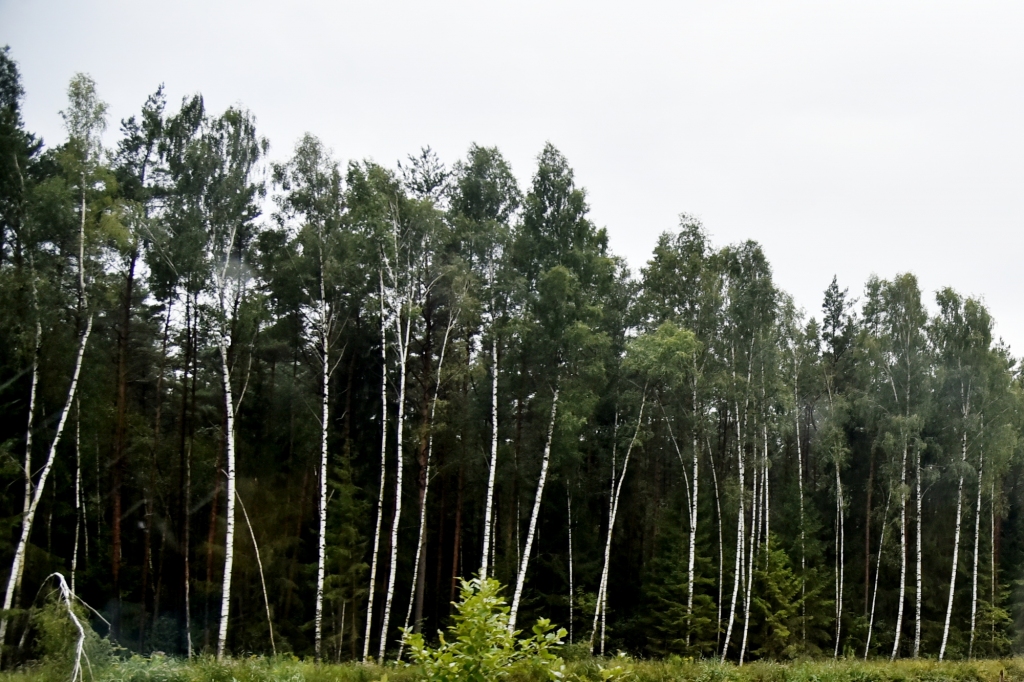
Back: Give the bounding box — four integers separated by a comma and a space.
363, 300, 388, 662
215, 340, 237, 660
891, 443, 908, 661
866, 490, 892, 658
686, 383, 700, 647
314, 292, 331, 660
567, 491, 574, 644
590, 397, 645, 652
21, 258, 40, 518
796, 401, 806, 643
722, 405, 745, 663
236, 489, 275, 655
914, 450, 922, 658
865, 450, 874, 616
378, 307, 411, 660
709, 435, 724, 653
0, 314, 93, 665
739, 422, 760, 666
398, 313, 455, 658
940, 432, 968, 660
969, 444, 984, 658
71, 400, 82, 595
509, 388, 560, 634
481, 332, 499, 579
835, 459, 845, 658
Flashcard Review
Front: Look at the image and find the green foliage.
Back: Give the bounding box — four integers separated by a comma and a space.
403, 578, 566, 682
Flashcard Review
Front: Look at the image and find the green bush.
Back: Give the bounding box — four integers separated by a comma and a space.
403, 577, 566, 682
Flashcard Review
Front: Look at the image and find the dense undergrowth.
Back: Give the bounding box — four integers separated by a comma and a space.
1, 656, 1022, 682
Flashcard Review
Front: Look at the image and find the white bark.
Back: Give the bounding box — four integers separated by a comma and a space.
590, 397, 645, 652
481, 331, 499, 579
378, 297, 411, 660
914, 451, 922, 658
834, 459, 845, 658
314, 267, 334, 660
362, 288, 389, 662
865, 490, 892, 657
71, 401, 82, 595
22, 273, 40, 517
398, 311, 455, 660
686, 383, 700, 646
969, 444, 984, 658
721, 404, 745, 663
215, 341, 238, 660
567, 492, 574, 644
509, 388, 559, 634
0, 314, 92, 664
236, 489, 275, 655
891, 444, 908, 661
796, 398, 806, 643
708, 435, 724, 653
940, 432, 968, 660
739, 424, 760, 666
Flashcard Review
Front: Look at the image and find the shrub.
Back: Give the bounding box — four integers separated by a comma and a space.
403, 577, 566, 682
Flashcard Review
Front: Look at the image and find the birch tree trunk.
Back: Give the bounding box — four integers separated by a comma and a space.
590, 397, 645, 652
509, 388, 559, 634
709, 436, 724, 653
891, 444, 908, 661
0, 314, 93, 664
686, 383, 699, 646
722, 406, 745, 663
914, 451, 922, 658
378, 310, 411, 660
215, 340, 238, 660
969, 445, 984, 658
834, 460, 845, 658
398, 312, 455, 659
739, 425, 760, 666
314, 295, 331, 660
362, 290, 388, 662
481, 332, 499, 579
939, 431, 968, 660
865, 490, 892, 657
568, 492, 574, 643
22, 265, 40, 518
796, 400, 806, 643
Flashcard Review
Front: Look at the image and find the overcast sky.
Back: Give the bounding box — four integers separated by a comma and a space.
3, 0, 1022, 353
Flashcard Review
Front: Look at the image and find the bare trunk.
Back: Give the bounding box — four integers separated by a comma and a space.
567, 492, 574, 643
481, 320, 499, 578
71, 401, 82, 594
834, 459, 845, 658
399, 314, 455, 658
362, 298, 388, 662
969, 444, 984, 658
686, 383, 699, 646
940, 432, 968, 660
236, 490, 275, 655
509, 389, 560, 634
891, 444, 908, 661
215, 341, 237, 660
22, 262, 40, 517
796, 401, 806, 642
721, 405, 745, 662
314, 299, 330, 660
865, 490, 892, 658
914, 451, 922, 658
709, 436, 724, 653
590, 398, 645, 652
0, 314, 93, 664
738, 424, 760, 666
378, 310, 411, 660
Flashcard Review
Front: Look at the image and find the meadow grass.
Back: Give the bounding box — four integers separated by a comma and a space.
2, 655, 1021, 682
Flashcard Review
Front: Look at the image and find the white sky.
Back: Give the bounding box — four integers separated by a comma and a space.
3, 0, 1022, 354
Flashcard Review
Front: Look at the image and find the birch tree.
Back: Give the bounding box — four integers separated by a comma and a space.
0, 72, 105, 660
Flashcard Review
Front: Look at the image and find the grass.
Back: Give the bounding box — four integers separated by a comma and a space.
2, 656, 1021, 682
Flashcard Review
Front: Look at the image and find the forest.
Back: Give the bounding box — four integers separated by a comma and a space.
0, 45, 1022, 668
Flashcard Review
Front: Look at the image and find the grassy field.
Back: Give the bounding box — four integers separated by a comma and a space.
2, 655, 1021, 682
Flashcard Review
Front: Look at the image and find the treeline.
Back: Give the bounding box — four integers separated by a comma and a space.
0, 48, 1022, 665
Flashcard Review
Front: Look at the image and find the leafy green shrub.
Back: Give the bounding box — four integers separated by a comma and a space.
403, 577, 566, 682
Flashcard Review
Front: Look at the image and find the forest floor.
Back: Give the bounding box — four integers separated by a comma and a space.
2, 655, 1021, 682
